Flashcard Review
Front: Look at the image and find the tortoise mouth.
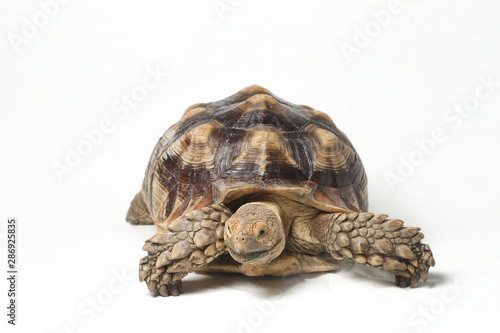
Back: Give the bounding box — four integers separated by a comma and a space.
227, 245, 271, 263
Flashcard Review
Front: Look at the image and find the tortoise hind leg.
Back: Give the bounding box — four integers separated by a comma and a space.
126, 192, 154, 225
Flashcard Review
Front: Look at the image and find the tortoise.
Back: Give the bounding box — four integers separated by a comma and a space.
127, 85, 435, 296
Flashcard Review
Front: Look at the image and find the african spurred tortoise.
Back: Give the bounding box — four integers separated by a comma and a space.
127, 85, 435, 296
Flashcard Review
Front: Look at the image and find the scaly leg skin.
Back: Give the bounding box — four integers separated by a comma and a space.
126, 192, 154, 225
139, 203, 231, 296
310, 212, 435, 288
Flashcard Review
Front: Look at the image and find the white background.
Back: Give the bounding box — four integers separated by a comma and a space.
1, 1, 500, 332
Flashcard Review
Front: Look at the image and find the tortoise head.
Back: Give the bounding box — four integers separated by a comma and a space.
224, 201, 285, 265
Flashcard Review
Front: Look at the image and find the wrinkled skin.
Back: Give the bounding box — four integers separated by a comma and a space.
224, 202, 286, 265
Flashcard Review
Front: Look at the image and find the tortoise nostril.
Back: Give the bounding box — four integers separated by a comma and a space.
235, 235, 246, 242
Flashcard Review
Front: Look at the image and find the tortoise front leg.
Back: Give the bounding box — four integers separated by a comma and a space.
310, 212, 435, 287
139, 204, 231, 296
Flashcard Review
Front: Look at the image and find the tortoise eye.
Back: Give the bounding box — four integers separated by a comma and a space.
258, 229, 266, 237
227, 225, 232, 235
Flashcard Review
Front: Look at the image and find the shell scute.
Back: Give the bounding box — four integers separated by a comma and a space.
143, 85, 368, 224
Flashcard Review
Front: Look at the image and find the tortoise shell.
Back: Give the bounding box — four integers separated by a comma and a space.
142, 85, 368, 224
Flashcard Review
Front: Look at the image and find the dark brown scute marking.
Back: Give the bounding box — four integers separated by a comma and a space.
151, 122, 222, 220
214, 128, 246, 178
220, 97, 310, 131
282, 132, 314, 179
